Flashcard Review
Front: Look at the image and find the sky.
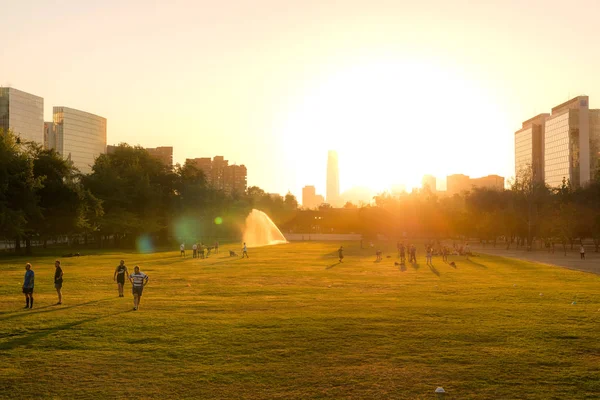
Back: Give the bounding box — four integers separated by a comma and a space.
3, 0, 600, 200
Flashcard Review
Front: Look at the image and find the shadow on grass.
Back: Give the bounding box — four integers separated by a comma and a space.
428, 264, 440, 277
0, 309, 131, 350
326, 262, 341, 270
467, 258, 487, 269
397, 263, 407, 272
411, 263, 420, 271
0, 298, 116, 322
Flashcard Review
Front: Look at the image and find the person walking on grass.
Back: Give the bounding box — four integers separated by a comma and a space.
129, 266, 149, 311
338, 246, 344, 263
113, 260, 129, 297
215, 241, 219, 254
580, 244, 585, 260
54, 260, 63, 305
426, 247, 432, 265
180, 243, 186, 258
242, 242, 249, 258
23, 263, 34, 309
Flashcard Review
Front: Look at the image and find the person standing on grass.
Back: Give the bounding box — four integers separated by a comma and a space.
580, 244, 585, 260
113, 260, 129, 297
129, 266, 149, 311
192, 243, 198, 259
214, 241, 219, 254
242, 242, 249, 258
338, 246, 344, 263
180, 243, 185, 258
54, 260, 63, 305
23, 263, 34, 309
426, 247, 432, 265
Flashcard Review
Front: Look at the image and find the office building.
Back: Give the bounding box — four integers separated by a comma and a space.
302, 185, 326, 209
544, 96, 599, 188
52, 107, 106, 174
446, 174, 504, 195
326, 150, 340, 206
44, 121, 56, 149
0, 87, 44, 144
187, 156, 247, 194
470, 175, 505, 190
146, 146, 173, 168
514, 113, 548, 183
421, 175, 436, 192
517, 96, 600, 188
446, 174, 471, 196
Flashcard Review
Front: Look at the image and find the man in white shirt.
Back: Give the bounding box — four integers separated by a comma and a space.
192, 243, 198, 258
180, 243, 185, 258
242, 242, 249, 258
128, 266, 149, 311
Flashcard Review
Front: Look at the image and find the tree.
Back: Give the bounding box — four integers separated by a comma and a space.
0, 130, 41, 253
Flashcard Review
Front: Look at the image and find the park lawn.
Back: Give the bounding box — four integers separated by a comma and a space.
0, 242, 599, 399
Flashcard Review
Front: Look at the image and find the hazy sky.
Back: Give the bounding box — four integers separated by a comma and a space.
3, 0, 600, 199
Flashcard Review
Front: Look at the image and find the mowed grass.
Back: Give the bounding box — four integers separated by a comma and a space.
1, 242, 600, 399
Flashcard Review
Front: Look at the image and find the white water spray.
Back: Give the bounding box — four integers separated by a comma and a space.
242, 209, 287, 248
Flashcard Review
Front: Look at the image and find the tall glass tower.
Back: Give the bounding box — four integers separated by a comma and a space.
326, 150, 340, 206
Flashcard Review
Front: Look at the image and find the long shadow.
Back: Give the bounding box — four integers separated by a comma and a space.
326, 262, 341, 270
428, 264, 440, 277
0, 309, 131, 350
0, 298, 115, 322
411, 262, 420, 271
397, 263, 407, 272
201, 257, 243, 266
467, 258, 488, 269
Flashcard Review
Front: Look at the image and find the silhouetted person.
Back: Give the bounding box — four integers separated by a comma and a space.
23, 263, 34, 309
54, 260, 63, 305
215, 241, 219, 254
338, 246, 344, 262
113, 260, 129, 297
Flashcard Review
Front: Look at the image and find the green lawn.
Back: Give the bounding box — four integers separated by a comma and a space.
1, 242, 599, 399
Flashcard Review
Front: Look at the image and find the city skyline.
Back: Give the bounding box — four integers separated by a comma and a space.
6, 1, 600, 200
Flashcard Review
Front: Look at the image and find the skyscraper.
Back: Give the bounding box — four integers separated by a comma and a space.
326, 150, 340, 206
52, 107, 107, 174
514, 113, 548, 183
0, 87, 44, 144
517, 96, 600, 189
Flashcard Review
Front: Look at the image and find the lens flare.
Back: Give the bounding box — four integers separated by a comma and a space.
136, 234, 154, 253
214, 217, 223, 225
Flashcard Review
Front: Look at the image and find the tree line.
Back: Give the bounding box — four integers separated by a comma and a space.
283, 168, 600, 253
3, 128, 599, 254
0, 131, 297, 254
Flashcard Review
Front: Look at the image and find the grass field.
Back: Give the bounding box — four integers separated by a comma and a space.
1, 242, 599, 399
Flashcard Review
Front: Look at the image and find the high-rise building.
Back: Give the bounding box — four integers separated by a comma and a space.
514, 113, 549, 183
543, 96, 599, 188
326, 150, 340, 206
302, 185, 316, 208
146, 146, 173, 168
44, 121, 56, 150
517, 96, 600, 188
422, 175, 436, 192
0, 87, 44, 144
186, 156, 247, 194
52, 107, 107, 174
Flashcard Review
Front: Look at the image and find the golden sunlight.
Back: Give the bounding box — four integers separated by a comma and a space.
281, 57, 509, 195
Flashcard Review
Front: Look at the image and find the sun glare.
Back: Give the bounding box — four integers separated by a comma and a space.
281, 58, 508, 196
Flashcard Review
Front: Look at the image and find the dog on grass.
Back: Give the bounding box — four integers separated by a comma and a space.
229, 250, 238, 257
